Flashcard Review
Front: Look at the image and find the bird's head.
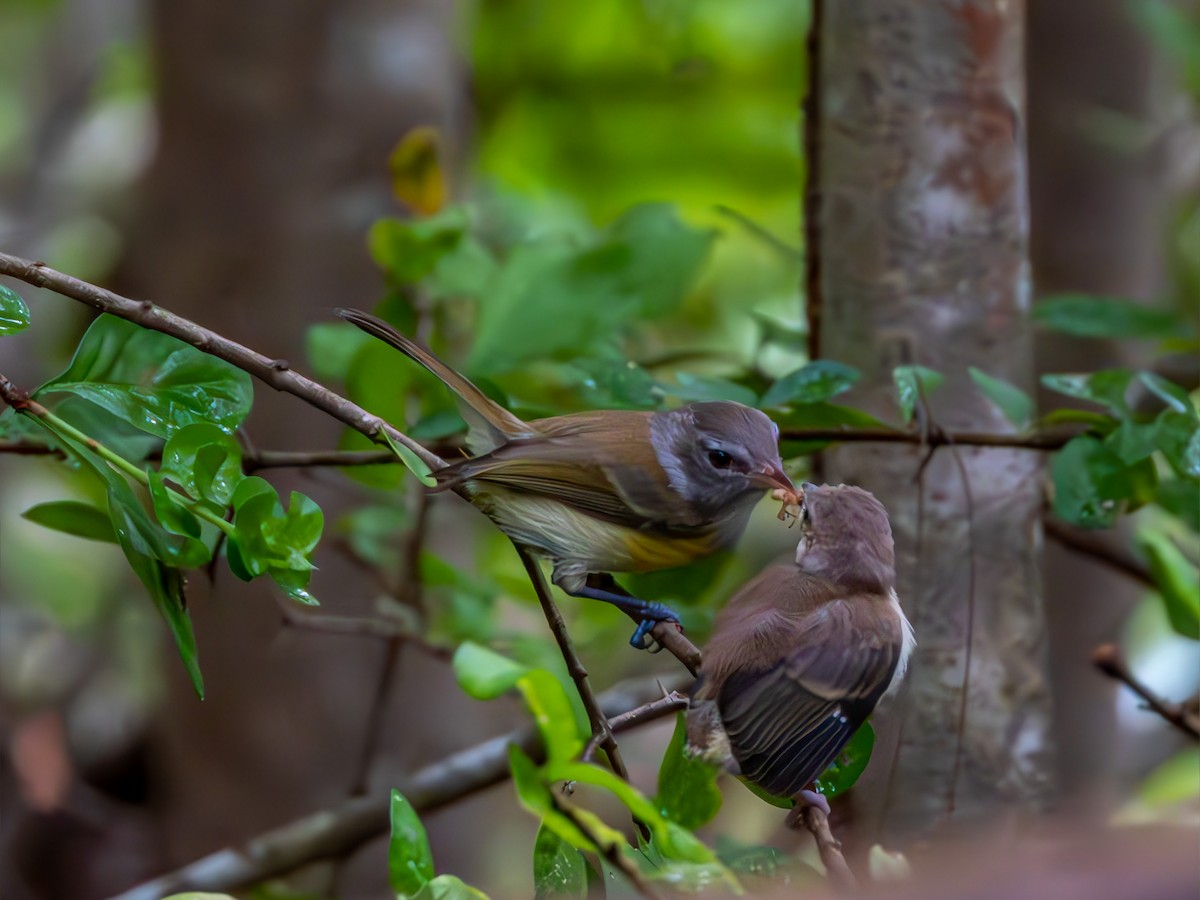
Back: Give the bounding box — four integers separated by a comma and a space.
794, 483, 895, 592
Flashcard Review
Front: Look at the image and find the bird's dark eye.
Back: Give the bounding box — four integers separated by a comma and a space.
707, 449, 733, 469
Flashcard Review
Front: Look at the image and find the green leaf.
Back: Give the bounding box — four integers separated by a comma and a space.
892, 365, 944, 423
568, 356, 662, 410
752, 312, 808, 351
1117, 747, 1200, 826
27, 417, 204, 697
761, 360, 860, 408
968, 367, 1034, 428
517, 670, 584, 764
229, 484, 323, 600
1052, 435, 1158, 528
656, 713, 722, 830
533, 823, 588, 900
1157, 413, 1200, 480
468, 205, 712, 375
452, 642, 529, 699
146, 471, 212, 568
1138, 531, 1200, 639
509, 746, 596, 854
411, 875, 490, 900
388, 789, 435, 898
1158, 478, 1200, 532
1034, 294, 1195, 340
0, 284, 30, 334
160, 423, 245, 507
305, 322, 373, 382
1107, 418, 1162, 465
1041, 369, 1135, 417
1139, 372, 1196, 416
665, 372, 759, 407
811, 722, 875, 799
369, 207, 470, 284
37, 315, 253, 437
21, 500, 118, 543
383, 429, 439, 488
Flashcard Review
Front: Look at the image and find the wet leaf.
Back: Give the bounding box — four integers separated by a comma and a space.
761, 360, 860, 408
0, 284, 30, 334
21, 500, 117, 544
389, 789, 435, 898
656, 713, 722, 830
533, 823, 588, 900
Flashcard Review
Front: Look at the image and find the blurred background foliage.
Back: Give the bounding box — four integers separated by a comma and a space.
0, 0, 1197, 897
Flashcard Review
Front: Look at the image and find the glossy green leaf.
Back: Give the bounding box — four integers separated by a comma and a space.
517, 670, 584, 763
568, 356, 662, 410
968, 367, 1034, 428
36, 314, 253, 437
452, 642, 529, 700
1156, 412, 1200, 480
656, 713, 722, 830
1139, 372, 1196, 416
1107, 418, 1162, 465
533, 823, 588, 900
0, 284, 30, 334
1138, 531, 1200, 639
1041, 369, 1135, 417
388, 789, 435, 898
1034, 294, 1194, 340
632, 828, 738, 891
411, 875, 490, 900
811, 722, 875, 799
161, 423, 244, 507
229, 484, 323, 600
146, 471, 212, 568
736, 778, 793, 810
509, 746, 596, 853
21, 500, 117, 544
1158, 478, 1200, 532
666, 372, 759, 407
26, 416, 203, 697
383, 429, 439, 488
1052, 435, 1158, 528
892, 365, 944, 423
761, 360, 860, 408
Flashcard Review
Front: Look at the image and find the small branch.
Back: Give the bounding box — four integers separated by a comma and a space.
582, 689, 690, 763
802, 0, 825, 360
781, 425, 1080, 450
278, 609, 450, 661
0, 251, 445, 473
552, 795, 664, 900
111, 675, 687, 900
517, 549, 631, 782
1044, 518, 1154, 587
1092, 643, 1200, 740
786, 804, 857, 893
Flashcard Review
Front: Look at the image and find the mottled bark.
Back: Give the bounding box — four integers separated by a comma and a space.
815, 1, 1054, 840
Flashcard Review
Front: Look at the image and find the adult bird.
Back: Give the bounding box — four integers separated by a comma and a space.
687, 483, 914, 810
336, 308, 795, 648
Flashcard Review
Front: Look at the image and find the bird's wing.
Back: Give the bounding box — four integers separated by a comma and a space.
439, 412, 706, 529
716, 600, 901, 799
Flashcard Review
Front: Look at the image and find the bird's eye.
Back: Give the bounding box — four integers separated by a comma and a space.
707, 449, 734, 469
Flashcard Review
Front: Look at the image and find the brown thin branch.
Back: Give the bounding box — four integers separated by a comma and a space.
110, 675, 688, 900
802, 0, 824, 360
517, 549, 631, 782
1045, 518, 1154, 587
1092, 643, 1200, 740
781, 425, 1080, 450
0, 251, 445, 473
786, 804, 857, 893
582, 689, 690, 764
279, 608, 448, 660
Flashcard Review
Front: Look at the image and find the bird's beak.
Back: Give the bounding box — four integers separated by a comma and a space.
751, 465, 796, 494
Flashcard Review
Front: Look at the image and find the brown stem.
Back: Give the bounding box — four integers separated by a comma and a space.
517, 549, 631, 782
0, 251, 445, 473
1045, 518, 1154, 587
1092, 643, 1200, 740
802, 0, 824, 360
582, 689, 690, 764
279, 608, 448, 659
786, 804, 858, 893
109, 676, 686, 900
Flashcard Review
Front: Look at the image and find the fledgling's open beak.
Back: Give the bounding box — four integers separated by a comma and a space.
751, 464, 796, 495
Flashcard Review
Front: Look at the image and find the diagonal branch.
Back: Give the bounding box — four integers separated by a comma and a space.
0, 251, 444, 473
111, 675, 688, 900
1092, 643, 1200, 740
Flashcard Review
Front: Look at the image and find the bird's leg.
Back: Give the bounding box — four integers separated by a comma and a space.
563, 573, 682, 649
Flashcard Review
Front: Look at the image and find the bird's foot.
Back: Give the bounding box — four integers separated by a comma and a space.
785, 788, 831, 825
629, 604, 682, 650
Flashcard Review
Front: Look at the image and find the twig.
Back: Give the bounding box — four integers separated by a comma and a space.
1045, 518, 1154, 587
517, 549, 631, 782
786, 804, 857, 893
1092, 643, 1200, 740
552, 794, 664, 900
110, 675, 688, 900
780, 425, 1080, 450
279, 608, 448, 659
0, 251, 445, 473
581, 689, 690, 764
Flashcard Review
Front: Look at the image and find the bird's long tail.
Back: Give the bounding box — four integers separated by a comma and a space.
335, 308, 530, 450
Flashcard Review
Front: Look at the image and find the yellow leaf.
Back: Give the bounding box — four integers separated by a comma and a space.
389, 126, 447, 216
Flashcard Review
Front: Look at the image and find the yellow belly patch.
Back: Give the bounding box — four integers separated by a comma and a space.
622, 529, 719, 571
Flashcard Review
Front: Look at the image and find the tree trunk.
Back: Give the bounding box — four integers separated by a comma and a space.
814, 0, 1054, 841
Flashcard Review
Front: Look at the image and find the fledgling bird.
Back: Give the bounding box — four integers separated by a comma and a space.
336, 308, 795, 647
687, 483, 914, 810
